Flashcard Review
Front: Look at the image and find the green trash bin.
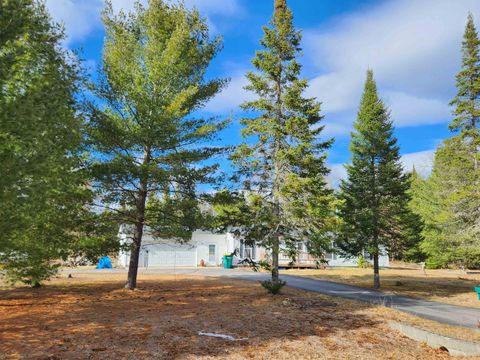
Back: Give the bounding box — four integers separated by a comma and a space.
475, 287, 480, 300
223, 255, 233, 269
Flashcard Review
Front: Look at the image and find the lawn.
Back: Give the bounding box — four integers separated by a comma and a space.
281, 267, 480, 308
1, 273, 478, 359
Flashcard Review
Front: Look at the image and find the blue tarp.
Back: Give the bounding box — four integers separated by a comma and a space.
96, 256, 112, 269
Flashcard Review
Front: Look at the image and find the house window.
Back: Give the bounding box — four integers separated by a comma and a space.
325, 241, 338, 260
325, 252, 337, 260
208, 244, 216, 263
240, 240, 255, 259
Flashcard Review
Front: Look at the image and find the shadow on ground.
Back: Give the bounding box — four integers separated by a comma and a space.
0, 276, 447, 359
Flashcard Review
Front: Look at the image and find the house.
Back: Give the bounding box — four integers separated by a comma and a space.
117, 225, 389, 268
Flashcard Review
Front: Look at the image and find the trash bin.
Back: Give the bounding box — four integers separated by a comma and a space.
475, 287, 480, 300
223, 255, 233, 269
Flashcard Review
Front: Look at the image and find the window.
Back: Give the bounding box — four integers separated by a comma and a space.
325, 241, 338, 260
208, 244, 216, 263
325, 252, 337, 261
240, 240, 255, 259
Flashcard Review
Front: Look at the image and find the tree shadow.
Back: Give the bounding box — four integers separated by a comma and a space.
0, 276, 396, 359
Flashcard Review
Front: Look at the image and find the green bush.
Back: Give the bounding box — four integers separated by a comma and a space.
1, 251, 60, 287
357, 255, 372, 269
261, 279, 286, 295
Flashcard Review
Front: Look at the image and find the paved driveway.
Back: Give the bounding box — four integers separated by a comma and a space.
65, 267, 480, 329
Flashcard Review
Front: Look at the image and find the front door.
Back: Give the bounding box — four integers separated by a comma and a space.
208, 244, 216, 264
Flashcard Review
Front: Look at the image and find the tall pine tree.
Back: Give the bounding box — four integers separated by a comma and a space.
338, 70, 422, 289
450, 13, 480, 144
415, 14, 480, 268
0, 0, 97, 285
448, 13, 480, 262
230, 0, 334, 290
88, 0, 228, 289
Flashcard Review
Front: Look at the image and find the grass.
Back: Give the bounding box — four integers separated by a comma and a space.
1, 273, 479, 359
281, 267, 480, 308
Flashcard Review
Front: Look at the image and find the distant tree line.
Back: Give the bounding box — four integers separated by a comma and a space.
0, 0, 478, 290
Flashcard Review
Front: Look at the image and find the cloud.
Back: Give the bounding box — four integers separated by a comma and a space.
204, 71, 255, 113
304, 0, 480, 136
45, 0, 242, 45
327, 149, 435, 188
326, 163, 348, 189
384, 91, 451, 127
45, 0, 103, 45
400, 149, 435, 178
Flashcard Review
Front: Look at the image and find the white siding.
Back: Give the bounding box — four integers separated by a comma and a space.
117, 226, 390, 268
194, 231, 229, 266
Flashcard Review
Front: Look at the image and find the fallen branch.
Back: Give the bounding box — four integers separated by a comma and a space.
198, 331, 248, 341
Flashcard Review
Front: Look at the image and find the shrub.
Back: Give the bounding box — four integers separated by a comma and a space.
261, 279, 286, 295
1, 251, 60, 287
357, 255, 372, 269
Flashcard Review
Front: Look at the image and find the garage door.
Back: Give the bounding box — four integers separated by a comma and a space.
144, 243, 196, 267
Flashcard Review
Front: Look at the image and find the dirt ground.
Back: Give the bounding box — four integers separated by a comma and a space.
1, 274, 477, 360
281, 267, 480, 308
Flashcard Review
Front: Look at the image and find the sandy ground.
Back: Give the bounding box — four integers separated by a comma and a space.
0, 273, 476, 360
281, 267, 480, 308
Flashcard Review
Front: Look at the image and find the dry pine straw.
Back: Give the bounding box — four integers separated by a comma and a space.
0, 274, 476, 360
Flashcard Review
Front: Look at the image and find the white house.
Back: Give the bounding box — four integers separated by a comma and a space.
117, 225, 389, 268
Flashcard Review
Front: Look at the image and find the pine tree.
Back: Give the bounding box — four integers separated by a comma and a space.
413, 143, 472, 268
414, 14, 480, 269
402, 168, 426, 262
230, 0, 334, 290
88, 0, 228, 289
0, 0, 98, 285
448, 13, 480, 264
450, 13, 480, 144
338, 70, 421, 289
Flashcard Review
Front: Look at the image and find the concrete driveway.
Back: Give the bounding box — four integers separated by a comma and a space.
64, 267, 480, 329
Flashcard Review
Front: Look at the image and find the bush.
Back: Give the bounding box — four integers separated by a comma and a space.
261, 279, 286, 295
1, 251, 60, 287
357, 255, 372, 269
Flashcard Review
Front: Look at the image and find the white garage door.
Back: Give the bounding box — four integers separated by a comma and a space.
144, 243, 196, 267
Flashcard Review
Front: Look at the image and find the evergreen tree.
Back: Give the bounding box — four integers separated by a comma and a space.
415, 14, 480, 269
338, 70, 422, 289
447, 13, 480, 264
450, 13, 480, 143
0, 0, 100, 286
229, 0, 334, 290
88, 0, 228, 289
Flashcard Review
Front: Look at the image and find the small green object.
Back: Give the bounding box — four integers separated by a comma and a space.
474, 287, 480, 300
223, 255, 233, 269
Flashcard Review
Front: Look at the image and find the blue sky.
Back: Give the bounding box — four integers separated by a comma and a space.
46, 0, 480, 186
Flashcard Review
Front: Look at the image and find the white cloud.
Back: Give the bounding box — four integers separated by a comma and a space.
45, 0, 103, 45
385, 91, 451, 127
304, 0, 480, 135
400, 149, 435, 178
326, 163, 348, 189
45, 0, 242, 45
327, 149, 435, 188
204, 71, 255, 113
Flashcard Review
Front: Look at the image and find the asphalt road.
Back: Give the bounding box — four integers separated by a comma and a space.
66, 267, 480, 329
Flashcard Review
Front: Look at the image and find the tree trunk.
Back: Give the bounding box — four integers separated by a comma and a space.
125, 150, 150, 290
373, 253, 380, 289
125, 221, 144, 289
271, 235, 279, 282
